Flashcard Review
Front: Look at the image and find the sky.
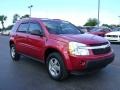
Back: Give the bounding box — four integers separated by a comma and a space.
0, 0, 120, 28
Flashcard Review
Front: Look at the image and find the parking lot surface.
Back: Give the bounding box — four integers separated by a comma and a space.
0, 35, 120, 90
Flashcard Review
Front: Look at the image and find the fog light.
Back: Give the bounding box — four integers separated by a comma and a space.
80, 60, 86, 66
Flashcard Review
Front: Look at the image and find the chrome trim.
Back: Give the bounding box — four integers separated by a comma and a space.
87, 44, 110, 49
79, 44, 110, 49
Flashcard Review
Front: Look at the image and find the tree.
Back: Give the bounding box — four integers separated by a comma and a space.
0, 15, 7, 33
84, 18, 98, 26
13, 14, 20, 23
20, 14, 30, 19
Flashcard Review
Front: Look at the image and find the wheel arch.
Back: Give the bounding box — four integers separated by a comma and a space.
44, 48, 63, 63
9, 40, 15, 47
44, 47, 72, 71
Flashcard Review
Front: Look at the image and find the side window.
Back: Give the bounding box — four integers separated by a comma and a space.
17, 23, 29, 33
29, 23, 43, 35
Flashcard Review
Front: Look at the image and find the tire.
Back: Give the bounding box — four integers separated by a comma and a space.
10, 44, 20, 61
46, 52, 68, 81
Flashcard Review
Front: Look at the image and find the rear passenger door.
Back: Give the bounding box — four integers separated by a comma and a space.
27, 21, 46, 61
15, 22, 29, 55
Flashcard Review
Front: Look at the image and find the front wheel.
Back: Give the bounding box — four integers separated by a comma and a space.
10, 44, 20, 61
46, 52, 68, 81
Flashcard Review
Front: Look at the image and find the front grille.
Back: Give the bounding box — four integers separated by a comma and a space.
107, 35, 118, 38
109, 40, 117, 41
92, 46, 111, 55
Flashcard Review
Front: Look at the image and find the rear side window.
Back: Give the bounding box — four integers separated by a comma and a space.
17, 23, 29, 33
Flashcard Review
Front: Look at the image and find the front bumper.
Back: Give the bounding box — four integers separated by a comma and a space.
68, 52, 114, 72
84, 54, 114, 72
105, 37, 120, 42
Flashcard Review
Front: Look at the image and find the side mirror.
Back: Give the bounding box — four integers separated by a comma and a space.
30, 30, 44, 36
39, 31, 44, 37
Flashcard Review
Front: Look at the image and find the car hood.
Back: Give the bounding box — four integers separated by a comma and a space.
52, 34, 108, 45
106, 31, 120, 35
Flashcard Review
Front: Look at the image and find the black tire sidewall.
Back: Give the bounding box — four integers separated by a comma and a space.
46, 52, 68, 80
10, 44, 20, 61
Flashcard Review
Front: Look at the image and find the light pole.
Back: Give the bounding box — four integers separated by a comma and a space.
98, 0, 100, 27
28, 5, 33, 17
118, 16, 120, 25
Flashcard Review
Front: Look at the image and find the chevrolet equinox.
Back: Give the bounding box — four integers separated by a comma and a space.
9, 18, 114, 80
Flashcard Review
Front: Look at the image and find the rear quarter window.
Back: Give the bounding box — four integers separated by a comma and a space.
11, 22, 20, 33
17, 23, 29, 33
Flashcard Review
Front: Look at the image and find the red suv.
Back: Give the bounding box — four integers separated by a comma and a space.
88, 27, 112, 37
9, 18, 114, 80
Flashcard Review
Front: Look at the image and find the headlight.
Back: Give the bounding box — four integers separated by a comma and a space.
69, 42, 89, 56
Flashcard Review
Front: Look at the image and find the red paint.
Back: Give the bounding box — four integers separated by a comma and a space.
10, 18, 114, 72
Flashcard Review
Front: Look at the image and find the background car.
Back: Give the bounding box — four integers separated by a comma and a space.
0, 30, 11, 35
77, 26, 88, 33
88, 27, 112, 37
113, 27, 120, 31
2, 30, 11, 35
105, 31, 120, 43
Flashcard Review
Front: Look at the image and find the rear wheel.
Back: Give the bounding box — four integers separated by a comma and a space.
46, 52, 68, 81
10, 44, 20, 61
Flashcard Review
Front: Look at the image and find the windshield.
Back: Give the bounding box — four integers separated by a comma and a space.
42, 20, 81, 34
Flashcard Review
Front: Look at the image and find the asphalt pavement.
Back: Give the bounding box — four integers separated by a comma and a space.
0, 35, 120, 90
